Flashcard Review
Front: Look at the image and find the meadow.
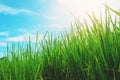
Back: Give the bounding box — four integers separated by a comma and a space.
0, 6, 120, 80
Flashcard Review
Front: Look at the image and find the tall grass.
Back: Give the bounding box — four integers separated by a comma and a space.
0, 6, 120, 80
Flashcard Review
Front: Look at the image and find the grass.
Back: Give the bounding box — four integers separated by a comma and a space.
0, 6, 120, 80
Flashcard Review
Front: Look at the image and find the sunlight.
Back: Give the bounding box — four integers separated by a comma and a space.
57, 0, 107, 17
56, 0, 113, 27
57, 0, 106, 11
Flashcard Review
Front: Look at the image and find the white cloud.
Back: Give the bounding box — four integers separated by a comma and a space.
0, 3, 39, 15
0, 32, 9, 36
40, 4, 74, 29
6, 33, 44, 42
0, 42, 7, 47
43, 23, 69, 30
43, 15, 62, 21
6, 35, 26, 42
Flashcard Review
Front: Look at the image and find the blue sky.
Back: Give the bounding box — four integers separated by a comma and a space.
0, 0, 71, 56
0, 0, 120, 56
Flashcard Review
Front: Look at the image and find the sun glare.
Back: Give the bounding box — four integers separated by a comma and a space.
57, 0, 107, 17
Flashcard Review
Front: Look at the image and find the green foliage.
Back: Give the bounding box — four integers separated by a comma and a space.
0, 6, 120, 80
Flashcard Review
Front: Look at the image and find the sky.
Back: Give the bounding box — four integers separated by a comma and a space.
0, 0, 120, 57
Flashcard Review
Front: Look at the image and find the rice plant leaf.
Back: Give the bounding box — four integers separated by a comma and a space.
105, 5, 120, 16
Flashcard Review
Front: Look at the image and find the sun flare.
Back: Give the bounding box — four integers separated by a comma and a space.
57, 0, 107, 17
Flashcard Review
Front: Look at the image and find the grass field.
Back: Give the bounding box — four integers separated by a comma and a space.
0, 6, 120, 80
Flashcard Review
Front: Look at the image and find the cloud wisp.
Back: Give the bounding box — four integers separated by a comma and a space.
6, 33, 44, 43
0, 32, 9, 36
0, 3, 39, 15
0, 42, 7, 47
